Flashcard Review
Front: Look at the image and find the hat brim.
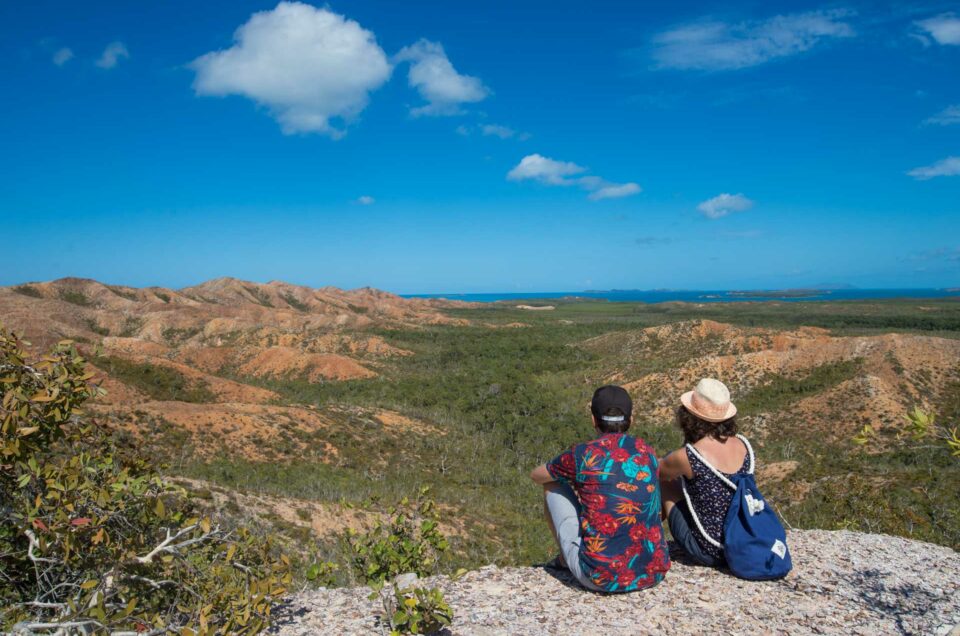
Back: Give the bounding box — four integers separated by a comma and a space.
680, 390, 737, 423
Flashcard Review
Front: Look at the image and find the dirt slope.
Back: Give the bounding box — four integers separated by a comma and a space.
586, 320, 960, 438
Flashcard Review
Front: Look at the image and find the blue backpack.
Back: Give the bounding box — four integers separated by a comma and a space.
682, 435, 792, 580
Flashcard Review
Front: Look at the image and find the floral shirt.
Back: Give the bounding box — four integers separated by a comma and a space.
547, 433, 670, 592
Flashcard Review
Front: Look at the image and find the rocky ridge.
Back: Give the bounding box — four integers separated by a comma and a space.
273, 530, 960, 635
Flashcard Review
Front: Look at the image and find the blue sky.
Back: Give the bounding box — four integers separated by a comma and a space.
1, 1, 958, 293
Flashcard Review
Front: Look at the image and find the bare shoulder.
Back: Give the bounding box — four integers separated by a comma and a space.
660, 447, 692, 480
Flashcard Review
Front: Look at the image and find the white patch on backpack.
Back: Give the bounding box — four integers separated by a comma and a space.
771, 539, 787, 559
745, 492, 765, 516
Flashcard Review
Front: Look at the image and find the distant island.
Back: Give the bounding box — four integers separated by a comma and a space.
726, 289, 828, 299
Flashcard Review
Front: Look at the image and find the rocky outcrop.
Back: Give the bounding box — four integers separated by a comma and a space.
272, 530, 960, 635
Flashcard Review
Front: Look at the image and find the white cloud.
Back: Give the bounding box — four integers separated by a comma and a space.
52, 47, 74, 66
907, 156, 960, 180
697, 193, 754, 218
96, 41, 129, 69
915, 13, 960, 45
190, 2, 391, 137
394, 39, 488, 116
651, 9, 854, 71
455, 125, 471, 136
507, 154, 586, 185
356, 195, 375, 205
588, 183, 642, 200
507, 154, 641, 201
482, 124, 515, 139
924, 104, 960, 126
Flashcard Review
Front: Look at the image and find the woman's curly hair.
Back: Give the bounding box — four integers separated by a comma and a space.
676, 405, 737, 444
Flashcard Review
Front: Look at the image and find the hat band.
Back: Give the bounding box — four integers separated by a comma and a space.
600, 415, 625, 422
690, 392, 730, 419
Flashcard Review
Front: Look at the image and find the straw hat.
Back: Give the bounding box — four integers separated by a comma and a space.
680, 378, 737, 423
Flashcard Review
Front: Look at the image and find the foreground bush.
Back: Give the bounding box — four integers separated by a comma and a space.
347, 487, 449, 585
0, 328, 289, 633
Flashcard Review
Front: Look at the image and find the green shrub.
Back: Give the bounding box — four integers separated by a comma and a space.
348, 487, 449, 585
245, 286, 274, 308
0, 327, 290, 633
12, 285, 42, 298
162, 326, 202, 344
119, 316, 145, 337
96, 355, 215, 403
155, 292, 171, 303
304, 559, 340, 587
385, 585, 453, 635
58, 289, 93, 307
84, 318, 110, 337
106, 285, 139, 301
282, 293, 309, 312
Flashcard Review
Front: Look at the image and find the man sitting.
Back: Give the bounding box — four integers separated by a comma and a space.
529, 385, 670, 592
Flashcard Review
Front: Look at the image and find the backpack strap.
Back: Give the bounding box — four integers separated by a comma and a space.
680, 477, 723, 548
736, 434, 755, 475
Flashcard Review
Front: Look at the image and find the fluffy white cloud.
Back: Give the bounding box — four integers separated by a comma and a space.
190, 2, 391, 137
96, 41, 129, 69
52, 47, 74, 66
925, 105, 960, 125
507, 154, 586, 185
588, 183, 642, 200
651, 9, 854, 71
907, 156, 960, 180
507, 154, 640, 201
915, 13, 960, 45
697, 193, 754, 218
394, 39, 488, 116
356, 195, 375, 205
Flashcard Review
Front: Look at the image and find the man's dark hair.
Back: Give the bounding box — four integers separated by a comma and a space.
676, 405, 737, 444
596, 406, 631, 434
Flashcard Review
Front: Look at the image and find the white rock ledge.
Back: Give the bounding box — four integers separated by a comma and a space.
271, 530, 960, 635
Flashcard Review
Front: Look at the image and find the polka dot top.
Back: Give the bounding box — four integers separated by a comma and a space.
684, 439, 752, 561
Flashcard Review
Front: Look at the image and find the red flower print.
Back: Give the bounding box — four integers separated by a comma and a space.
648, 525, 662, 544
581, 492, 607, 510
559, 452, 575, 472
589, 511, 618, 535
616, 482, 639, 492
646, 484, 655, 492
618, 570, 635, 587
598, 436, 617, 448
629, 524, 648, 543
646, 548, 670, 575
624, 543, 643, 558
610, 448, 629, 462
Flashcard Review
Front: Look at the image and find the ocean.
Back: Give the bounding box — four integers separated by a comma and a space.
403, 289, 960, 303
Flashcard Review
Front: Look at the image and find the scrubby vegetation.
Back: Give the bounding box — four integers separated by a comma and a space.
96, 356, 216, 403
57, 289, 93, 307
179, 298, 960, 577
281, 293, 309, 312
0, 327, 289, 633
11, 285, 42, 299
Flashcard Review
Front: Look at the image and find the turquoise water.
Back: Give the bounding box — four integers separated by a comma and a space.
404, 289, 960, 303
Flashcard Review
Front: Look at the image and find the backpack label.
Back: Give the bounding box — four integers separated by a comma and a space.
771, 539, 787, 559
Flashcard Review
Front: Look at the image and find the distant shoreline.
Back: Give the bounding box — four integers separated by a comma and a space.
405, 288, 960, 304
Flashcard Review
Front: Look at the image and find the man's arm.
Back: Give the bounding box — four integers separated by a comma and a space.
529, 463, 555, 485
659, 448, 693, 482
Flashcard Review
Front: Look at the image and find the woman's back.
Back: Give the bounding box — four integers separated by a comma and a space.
685, 435, 752, 561
690, 435, 748, 473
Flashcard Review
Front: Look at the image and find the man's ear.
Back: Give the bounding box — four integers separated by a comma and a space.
591, 414, 600, 431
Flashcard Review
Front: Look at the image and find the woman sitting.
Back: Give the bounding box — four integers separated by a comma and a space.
659, 378, 756, 567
